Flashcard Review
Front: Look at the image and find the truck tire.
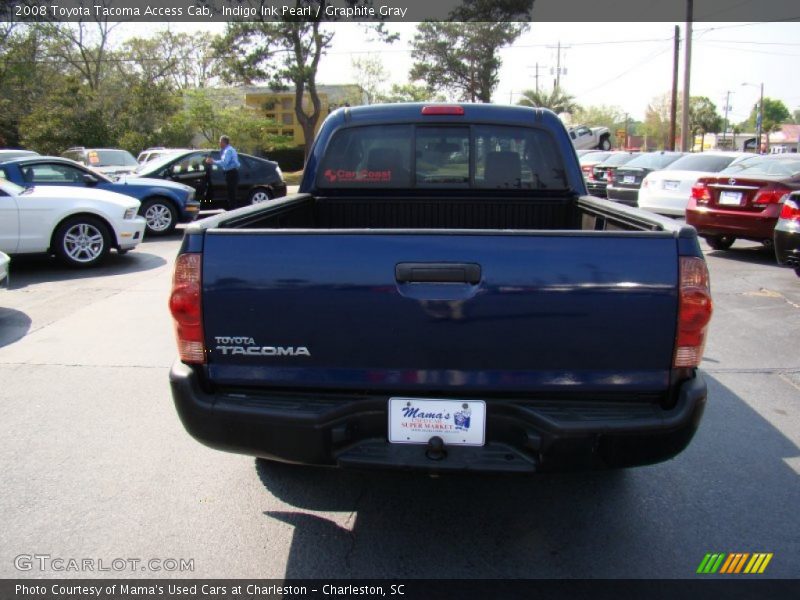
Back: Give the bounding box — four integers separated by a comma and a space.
704, 235, 735, 250
599, 135, 611, 150
53, 215, 111, 268
141, 198, 176, 236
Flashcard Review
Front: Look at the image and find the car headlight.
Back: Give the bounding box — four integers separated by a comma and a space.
124, 207, 138, 220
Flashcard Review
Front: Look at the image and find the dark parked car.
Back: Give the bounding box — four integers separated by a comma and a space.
133, 149, 287, 210
607, 151, 685, 206
587, 151, 640, 197
0, 156, 200, 236
61, 147, 139, 178
687, 155, 800, 250
774, 190, 800, 276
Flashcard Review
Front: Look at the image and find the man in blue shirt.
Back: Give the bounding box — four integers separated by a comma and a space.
206, 135, 241, 210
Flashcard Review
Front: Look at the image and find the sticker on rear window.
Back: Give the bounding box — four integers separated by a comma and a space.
323, 168, 392, 183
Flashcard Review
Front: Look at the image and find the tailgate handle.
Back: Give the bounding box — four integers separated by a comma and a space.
395, 262, 481, 284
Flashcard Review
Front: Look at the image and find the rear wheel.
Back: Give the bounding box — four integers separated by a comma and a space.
249, 187, 273, 205
599, 135, 611, 150
141, 198, 176, 236
704, 235, 736, 251
53, 216, 111, 268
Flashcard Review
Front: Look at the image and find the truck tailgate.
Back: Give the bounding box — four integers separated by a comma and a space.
201, 231, 678, 394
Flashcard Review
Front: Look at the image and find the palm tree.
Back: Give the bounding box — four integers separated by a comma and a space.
517, 88, 580, 115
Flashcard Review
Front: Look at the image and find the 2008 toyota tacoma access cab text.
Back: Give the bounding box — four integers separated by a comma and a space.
168, 103, 712, 473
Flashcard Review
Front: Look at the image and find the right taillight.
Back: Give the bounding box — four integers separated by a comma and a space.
169, 253, 205, 364
691, 181, 711, 205
779, 197, 800, 220
674, 257, 713, 368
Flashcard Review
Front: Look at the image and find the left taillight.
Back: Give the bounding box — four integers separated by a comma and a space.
169, 253, 205, 364
674, 257, 713, 369
691, 180, 711, 205
779, 196, 800, 221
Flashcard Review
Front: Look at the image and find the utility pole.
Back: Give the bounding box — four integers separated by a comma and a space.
547, 42, 570, 91
681, 0, 693, 151
722, 91, 733, 147
525, 63, 543, 94
669, 25, 680, 151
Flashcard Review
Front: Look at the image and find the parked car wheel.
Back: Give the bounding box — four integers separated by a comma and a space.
141, 198, 177, 236
704, 235, 736, 251
599, 135, 611, 150
53, 216, 111, 268
249, 187, 273, 205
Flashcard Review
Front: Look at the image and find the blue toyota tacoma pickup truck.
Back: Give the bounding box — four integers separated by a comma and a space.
168, 104, 713, 472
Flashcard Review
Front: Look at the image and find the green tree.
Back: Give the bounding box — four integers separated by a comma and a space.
216, 5, 335, 159
119, 31, 221, 91
0, 23, 54, 147
351, 55, 387, 105
517, 88, 580, 115
375, 83, 445, 104
642, 92, 674, 150
572, 104, 626, 129
688, 96, 722, 151
410, 22, 528, 103
20, 77, 116, 154
175, 89, 290, 154
738, 97, 791, 152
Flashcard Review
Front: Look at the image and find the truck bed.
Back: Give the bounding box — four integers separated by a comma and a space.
203, 192, 673, 233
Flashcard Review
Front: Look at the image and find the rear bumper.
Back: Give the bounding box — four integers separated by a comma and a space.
606, 186, 639, 206
774, 226, 800, 268
686, 204, 780, 242
586, 181, 608, 197
170, 361, 708, 472
272, 182, 288, 198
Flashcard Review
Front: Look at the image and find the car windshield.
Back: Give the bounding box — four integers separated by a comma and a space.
0, 175, 26, 195
598, 153, 640, 167
625, 153, 683, 169
664, 154, 739, 173
88, 150, 138, 167
720, 157, 800, 177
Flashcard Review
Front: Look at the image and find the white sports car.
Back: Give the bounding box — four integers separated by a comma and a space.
0, 178, 146, 267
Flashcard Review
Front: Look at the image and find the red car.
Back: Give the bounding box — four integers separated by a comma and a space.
686, 155, 800, 250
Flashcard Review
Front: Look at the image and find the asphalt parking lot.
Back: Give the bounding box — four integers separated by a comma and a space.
1, 228, 798, 579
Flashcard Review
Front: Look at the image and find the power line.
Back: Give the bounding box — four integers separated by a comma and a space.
573, 46, 672, 99
695, 42, 800, 57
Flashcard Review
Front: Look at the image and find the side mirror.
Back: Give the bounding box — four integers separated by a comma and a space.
83, 174, 99, 186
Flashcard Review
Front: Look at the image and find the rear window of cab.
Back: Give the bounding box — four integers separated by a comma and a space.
317, 124, 568, 190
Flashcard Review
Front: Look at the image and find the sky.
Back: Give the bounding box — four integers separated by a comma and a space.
119, 20, 800, 124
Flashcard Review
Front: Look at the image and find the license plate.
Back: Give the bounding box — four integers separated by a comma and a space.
719, 191, 743, 206
663, 180, 679, 190
388, 398, 486, 446
623, 175, 636, 184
